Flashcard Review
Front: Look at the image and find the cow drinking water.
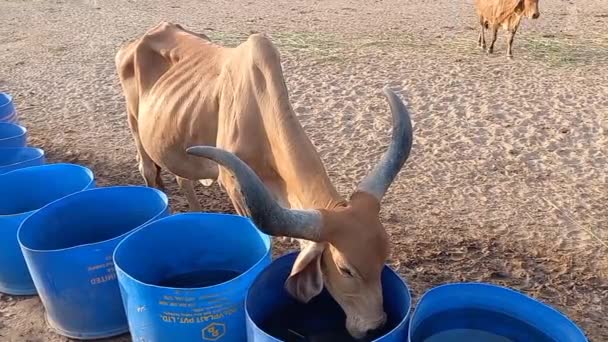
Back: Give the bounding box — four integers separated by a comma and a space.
115, 22, 414, 339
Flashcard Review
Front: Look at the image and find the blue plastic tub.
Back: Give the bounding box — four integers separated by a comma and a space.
114, 213, 271, 342
18, 186, 169, 340
0, 163, 95, 295
408, 282, 588, 342
0, 123, 27, 148
0, 92, 17, 123
0, 147, 45, 175
245, 252, 412, 341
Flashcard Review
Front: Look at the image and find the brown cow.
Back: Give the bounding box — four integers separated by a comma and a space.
115, 22, 414, 339
475, 0, 540, 57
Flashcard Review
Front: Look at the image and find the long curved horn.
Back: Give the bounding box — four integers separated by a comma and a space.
186, 146, 323, 241
357, 86, 413, 201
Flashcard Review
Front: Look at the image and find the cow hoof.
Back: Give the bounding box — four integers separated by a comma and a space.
277, 236, 294, 244
507, 55, 513, 59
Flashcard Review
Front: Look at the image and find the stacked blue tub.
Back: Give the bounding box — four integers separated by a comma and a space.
0, 92, 44, 174
0, 91, 48, 295
0, 91, 18, 123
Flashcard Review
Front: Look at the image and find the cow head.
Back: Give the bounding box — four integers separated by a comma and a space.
187, 86, 413, 339
524, 0, 540, 19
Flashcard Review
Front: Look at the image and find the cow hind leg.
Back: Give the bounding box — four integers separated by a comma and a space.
507, 27, 518, 58
176, 176, 202, 211
487, 27, 498, 54
478, 19, 486, 49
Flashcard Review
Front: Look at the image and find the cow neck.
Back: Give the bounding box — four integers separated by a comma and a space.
264, 102, 345, 211
239, 47, 346, 212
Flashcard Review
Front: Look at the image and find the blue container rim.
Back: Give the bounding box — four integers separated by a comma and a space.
0, 122, 26, 141
113, 212, 272, 291
0, 92, 12, 108
0, 163, 95, 218
408, 282, 588, 341
244, 251, 413, 342
0, 147, 44, 167
18, 185, 168, 253
0, 114, 17, 121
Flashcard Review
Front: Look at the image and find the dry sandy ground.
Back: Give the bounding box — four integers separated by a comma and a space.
0, 0, 607, 341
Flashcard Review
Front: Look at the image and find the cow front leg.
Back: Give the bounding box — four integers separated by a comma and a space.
154, 165, 166, 191
220, 171, 287, 243
487, 27, 498, 54
219, 173, 250, 217
176, 176, 202, 211
128, 114, 164, 190
137, 155, 164, 190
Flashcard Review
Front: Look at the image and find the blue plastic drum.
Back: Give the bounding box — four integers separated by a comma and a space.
0, 147, 45, 175
18, 186, 169, 340
114, 213, 271, 342
0, 163, 95, 295
245, 252, 412, 341
408, 282, 588, 342
0, 92, 18, 123
0, 123, 27, 148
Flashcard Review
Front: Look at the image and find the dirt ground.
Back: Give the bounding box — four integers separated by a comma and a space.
0, 0, 607, 341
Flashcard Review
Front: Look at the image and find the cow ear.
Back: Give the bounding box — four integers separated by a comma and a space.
284, 242, 326, 303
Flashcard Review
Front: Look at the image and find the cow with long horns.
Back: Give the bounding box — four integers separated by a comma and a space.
115, 21, 414, 339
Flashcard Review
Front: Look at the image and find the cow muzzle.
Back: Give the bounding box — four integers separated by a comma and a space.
346, 312, 388, 340
532, 12, 540, 19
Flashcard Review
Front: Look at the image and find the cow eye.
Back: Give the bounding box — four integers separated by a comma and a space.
338, 266, 354, 277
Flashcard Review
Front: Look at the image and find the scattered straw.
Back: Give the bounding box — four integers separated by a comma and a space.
542, 197, 608, 250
